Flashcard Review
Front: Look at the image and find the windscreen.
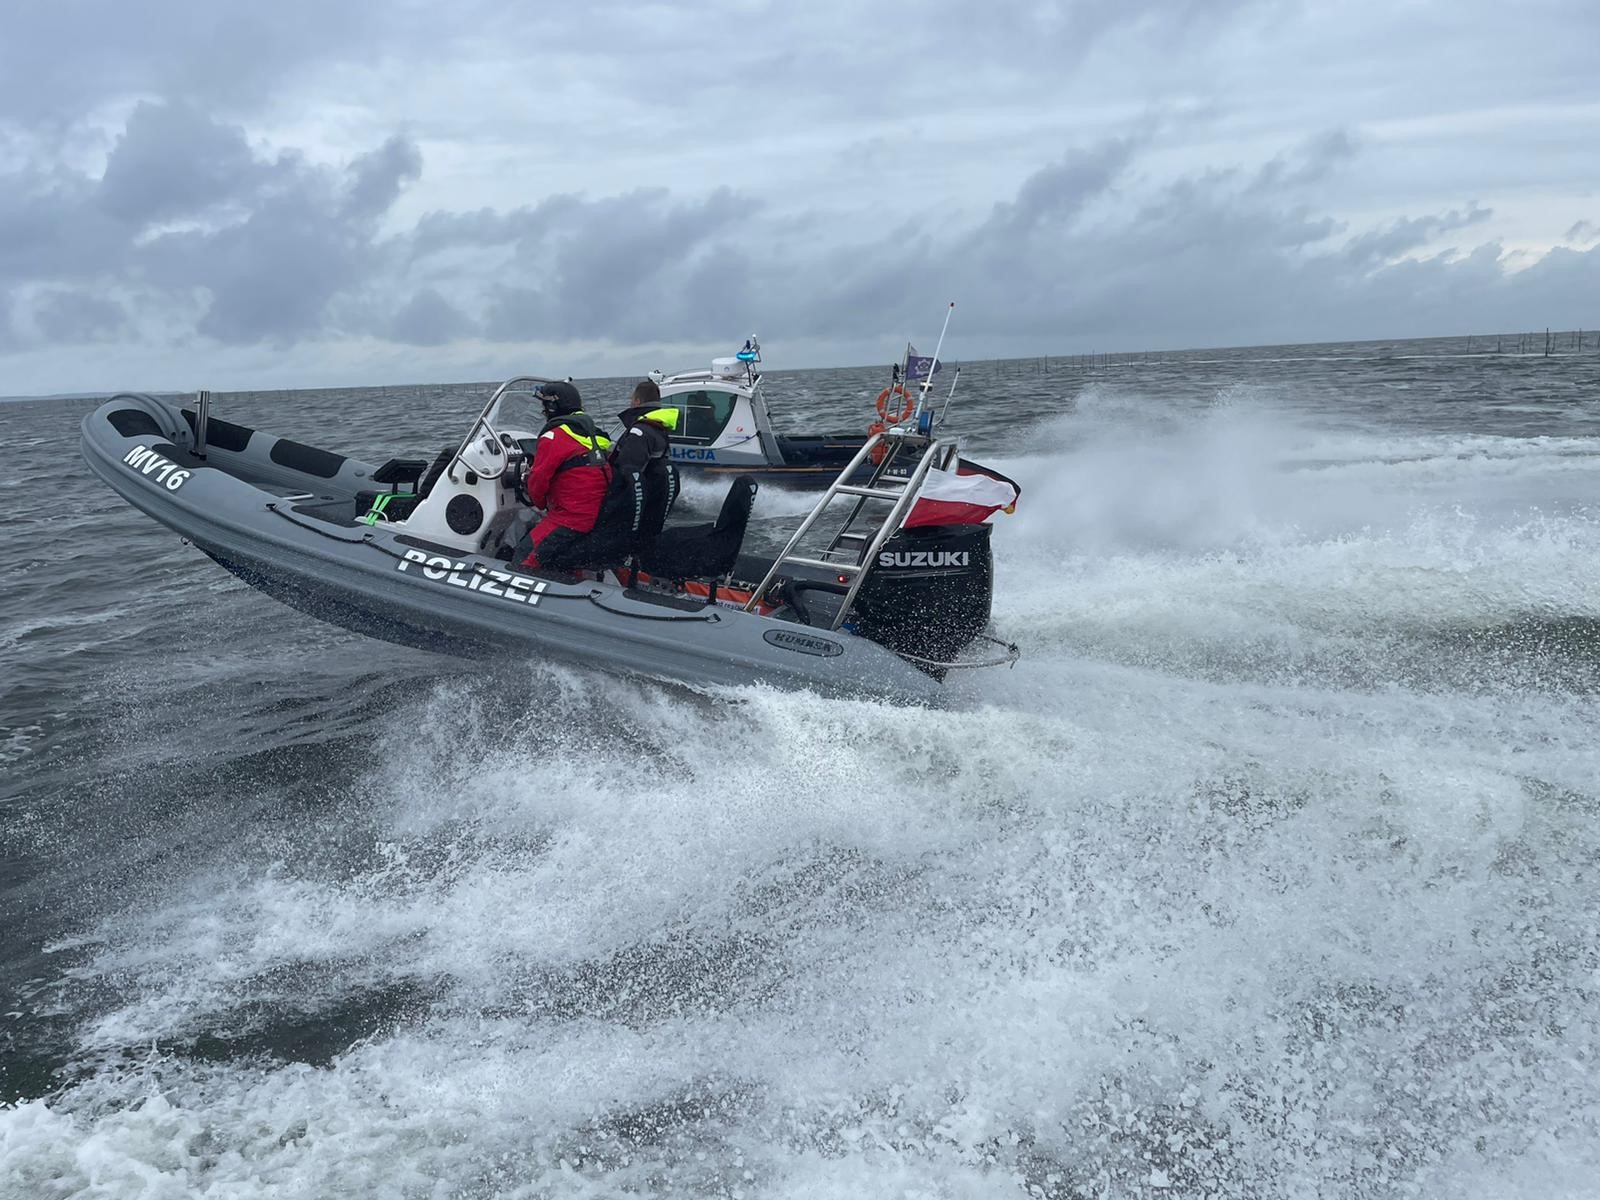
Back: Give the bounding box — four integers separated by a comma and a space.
487, 390, 548, 442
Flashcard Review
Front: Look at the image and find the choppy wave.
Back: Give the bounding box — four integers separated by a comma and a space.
8, 665, 1599, 1196
4, 352, 1599, 1196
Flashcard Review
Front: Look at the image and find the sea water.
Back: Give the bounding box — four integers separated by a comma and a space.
2, 338, 1597, 1197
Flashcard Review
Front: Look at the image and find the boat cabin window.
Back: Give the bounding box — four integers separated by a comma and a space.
668, 390, 739, 444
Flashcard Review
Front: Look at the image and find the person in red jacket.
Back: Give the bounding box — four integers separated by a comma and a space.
518, 380, 613, 571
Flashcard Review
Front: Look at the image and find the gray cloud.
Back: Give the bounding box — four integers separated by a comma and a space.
0, 292, 18, 350
541, 188, 757, 340
483, 284, 552, 344
374, 132, 1597, 361
0, 100, 1587, 373
900, 0, 1285, 75
0, 0, 1595, 390
1499, 243, 1600, 318
99, 101, 265, 226
985, 139, 1141, 238
0, 1, 393, 124
0, 103, 424, 350
78, 111, 427, 345
699, 148, 1576, 356
31, 289, 129, 342
345, 135, 423, 221
1344, 205, 1493, 265
389, 288, 477, 345
472, 187, 761, 341
955, 162, 1342, 343
1250, 129, 1359, 194
161, 205, 375, 345
411, 198, 584, 262
0, 171, 125, 284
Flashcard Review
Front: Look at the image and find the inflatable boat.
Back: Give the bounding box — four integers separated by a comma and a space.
80, 377, 1019, 701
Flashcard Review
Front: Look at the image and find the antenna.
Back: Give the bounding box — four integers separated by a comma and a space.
912, 302, 955, 424
737, 334, 761, 386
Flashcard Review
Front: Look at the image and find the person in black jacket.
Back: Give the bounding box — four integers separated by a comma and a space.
608, 379, 681, 553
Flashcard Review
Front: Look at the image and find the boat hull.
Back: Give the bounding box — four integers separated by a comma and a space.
80, 395, 946, 702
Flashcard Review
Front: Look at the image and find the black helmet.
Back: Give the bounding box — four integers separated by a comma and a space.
536, 379, 582, 417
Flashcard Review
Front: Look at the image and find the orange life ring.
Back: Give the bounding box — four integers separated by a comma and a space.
874, 384, 916, 425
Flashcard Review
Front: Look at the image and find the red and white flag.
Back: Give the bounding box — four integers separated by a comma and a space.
905, 461, 1021, 528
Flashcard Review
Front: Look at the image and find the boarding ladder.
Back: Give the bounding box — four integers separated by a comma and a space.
742, 428, 957, 629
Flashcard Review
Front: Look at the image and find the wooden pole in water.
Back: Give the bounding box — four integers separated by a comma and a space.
1545, 328, 1551, 356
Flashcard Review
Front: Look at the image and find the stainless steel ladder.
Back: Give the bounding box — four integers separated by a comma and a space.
742, 429, 956, 630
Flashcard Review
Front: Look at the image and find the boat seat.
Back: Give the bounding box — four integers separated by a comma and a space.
417, 444, 457, 498
639, 476, 758, 587
350, 455, 436, 525
371, 457, 429, 493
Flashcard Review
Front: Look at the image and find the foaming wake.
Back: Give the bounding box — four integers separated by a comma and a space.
6, 646, 1599, 1195
970, 391, 1600, 696
673, 470, 824, 521
1001, 394, 1600, 555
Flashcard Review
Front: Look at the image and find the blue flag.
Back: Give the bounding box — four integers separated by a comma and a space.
905, 344, 942, 382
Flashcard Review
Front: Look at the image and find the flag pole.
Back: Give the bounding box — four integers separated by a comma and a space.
913, 301, 955, 424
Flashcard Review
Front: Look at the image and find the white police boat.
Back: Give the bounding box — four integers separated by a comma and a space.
649, 338, 1011, 491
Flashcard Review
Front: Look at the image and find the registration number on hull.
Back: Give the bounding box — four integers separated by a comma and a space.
122, 445, 192, 490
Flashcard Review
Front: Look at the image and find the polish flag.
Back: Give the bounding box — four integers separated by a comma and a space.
905, 461, 1021, 528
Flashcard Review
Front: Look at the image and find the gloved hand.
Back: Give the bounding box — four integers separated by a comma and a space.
503, 465, 528, 505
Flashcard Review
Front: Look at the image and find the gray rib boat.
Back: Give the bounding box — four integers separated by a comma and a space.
79, 377, 1017, 702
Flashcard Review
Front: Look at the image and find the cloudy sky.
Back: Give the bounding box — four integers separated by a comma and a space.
2, 0, 1596, 393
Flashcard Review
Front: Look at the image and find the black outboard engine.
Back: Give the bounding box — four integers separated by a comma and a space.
848, 523, 994, 670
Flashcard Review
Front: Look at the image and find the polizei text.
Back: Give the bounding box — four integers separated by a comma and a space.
395, 549, 547, 605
